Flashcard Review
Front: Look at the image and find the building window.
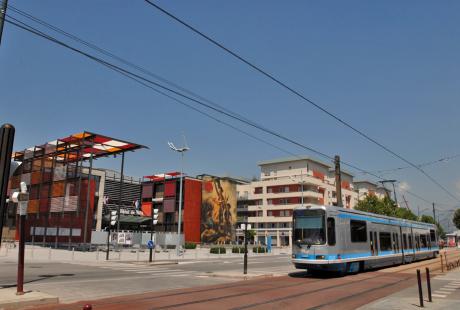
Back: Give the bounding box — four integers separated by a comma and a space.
254, 187, 263, 194
270, 223, 276, 228
267, 199, 273, 205
350, 220, 367, 242
267, 211, 273, 216
379, 232, 392, 251
267, 187, 273, 193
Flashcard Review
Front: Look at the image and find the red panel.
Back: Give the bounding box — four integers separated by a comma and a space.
164, 181, 176, 197
142, 202, 152, 216
183, 179, 202, 243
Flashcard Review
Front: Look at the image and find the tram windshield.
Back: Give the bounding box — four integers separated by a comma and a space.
293, 209, 326, 246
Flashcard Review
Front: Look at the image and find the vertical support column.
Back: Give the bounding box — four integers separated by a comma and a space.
243, 223, 248, 275
116, 152, 125, 249
43, 154, 56, 247
83, 138, 94, 249
426, 268, 432, 302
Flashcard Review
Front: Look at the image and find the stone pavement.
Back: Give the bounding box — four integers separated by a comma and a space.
0, 288, 58, 310
358, 267, 460, 310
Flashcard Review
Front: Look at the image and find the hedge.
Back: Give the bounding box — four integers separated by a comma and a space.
210, 247, 226, 254
252, 247, 267, 253
184, 243, 197, 249
232, 246, 245, 253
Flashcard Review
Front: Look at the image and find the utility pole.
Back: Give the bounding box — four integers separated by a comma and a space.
379, 180, 398, 206
0, 0, 9, 46
334, 155, 343, 207
432, 202, 436, 223
12, 182, 28, 295
0, 123, 15, 247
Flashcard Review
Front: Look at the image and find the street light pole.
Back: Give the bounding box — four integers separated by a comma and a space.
177, 151, 184, 256
168, 141, 190, 257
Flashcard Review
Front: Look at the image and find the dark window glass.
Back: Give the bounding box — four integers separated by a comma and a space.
395, 233, 400, 251
327, 218, 336, 246
293, 209, 326, 245
408, 234, 413, 249
430, 230, 436, 242
379, 232, 392, 251
350, 220, 367, 242
403, 234, 408, 250
420, 235, 428, 249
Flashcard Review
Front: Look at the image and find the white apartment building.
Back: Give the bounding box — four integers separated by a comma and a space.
354, 180, 391, 201
236, 156, 358, 247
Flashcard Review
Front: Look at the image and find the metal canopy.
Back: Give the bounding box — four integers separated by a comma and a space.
13, 131, 147, 163
118, 215, 151, 224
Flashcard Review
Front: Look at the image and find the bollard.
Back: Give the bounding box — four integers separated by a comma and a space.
48, 247, 52, 260
426, 268, 432, 302
417, 269, 424, 307
444, 252, 448, 268
441, 255, 444, 272
96, 247, 100, 261
72, 247, 75, 261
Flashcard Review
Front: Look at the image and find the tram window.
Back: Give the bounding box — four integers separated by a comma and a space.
379, 232, 392, 251
350, 220, 367, 242
403, 234, 408, 249
327, 218, 336, 246
415, 235, 420, 250
395, 233, 400, 252
430, 230, 436, 242
408, 235, 413, 249
426, 234, 431, 249
420, 235, 427, 249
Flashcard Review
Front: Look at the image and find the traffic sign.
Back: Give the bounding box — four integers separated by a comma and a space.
147, 240, 154, 249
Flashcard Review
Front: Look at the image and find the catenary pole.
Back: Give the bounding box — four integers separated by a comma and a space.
0, 124, 15, 247
0, 0, 9, 46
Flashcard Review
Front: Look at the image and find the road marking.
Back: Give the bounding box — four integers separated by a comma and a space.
438, 288, 455, 292
135, 269, 183, 274
444, 285, 460, 289
431, 294, 447, 298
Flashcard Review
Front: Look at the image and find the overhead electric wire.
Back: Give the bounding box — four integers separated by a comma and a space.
143, 1, 460, 203
3, 12, 448, 208
363, 153, 460, 175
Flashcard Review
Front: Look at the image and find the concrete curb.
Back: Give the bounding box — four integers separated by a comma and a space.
0, 289, 58, 310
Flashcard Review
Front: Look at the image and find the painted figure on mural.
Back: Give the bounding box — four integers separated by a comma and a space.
200, 176, 236, 244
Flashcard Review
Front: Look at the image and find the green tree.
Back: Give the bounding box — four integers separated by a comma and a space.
420, 215, 446, 239
453, 209, 460, 230
355, 195, 417, 220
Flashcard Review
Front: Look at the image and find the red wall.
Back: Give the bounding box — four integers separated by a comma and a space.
183, 179, 202, 243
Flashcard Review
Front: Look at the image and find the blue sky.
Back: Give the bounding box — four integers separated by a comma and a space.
1, 1, 459, 226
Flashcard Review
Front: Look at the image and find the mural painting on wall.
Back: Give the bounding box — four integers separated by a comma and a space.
201, 176, 236, 243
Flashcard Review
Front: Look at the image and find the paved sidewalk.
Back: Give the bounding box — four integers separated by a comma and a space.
359, 268, 460, 310
0, 244, 291, 264
0, 288, 58, 309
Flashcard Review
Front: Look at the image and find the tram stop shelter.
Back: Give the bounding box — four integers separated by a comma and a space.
6, 131, 146, 247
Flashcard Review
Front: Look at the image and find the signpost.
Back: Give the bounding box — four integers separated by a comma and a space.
106, 210, 117, 260
12, 182, 28, 295
149, 205, 159, 262
241, 223, 251, 275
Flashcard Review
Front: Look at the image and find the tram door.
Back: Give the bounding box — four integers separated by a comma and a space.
370, 231, 378, 256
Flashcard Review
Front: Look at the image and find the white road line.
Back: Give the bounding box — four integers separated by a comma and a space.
438, 288, 455, 292
444, 286, 460, 289
431, 294, 447, 298
134, 269, 184, 274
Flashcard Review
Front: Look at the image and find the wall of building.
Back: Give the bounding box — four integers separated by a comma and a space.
183, 179, 202, 243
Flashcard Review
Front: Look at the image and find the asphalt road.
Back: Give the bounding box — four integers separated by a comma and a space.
30, 250, 460, 310
0, 254, 294, 302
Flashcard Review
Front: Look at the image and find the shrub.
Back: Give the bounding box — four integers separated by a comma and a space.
184, 243, 197, 249
210, 247, 226, 254
253, 247, 267, 253
232, 246, 245, 253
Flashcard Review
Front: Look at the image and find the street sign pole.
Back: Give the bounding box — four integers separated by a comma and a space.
243, 223, 250, 275
149, 205, 158, 262
12, 182, 28, 295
